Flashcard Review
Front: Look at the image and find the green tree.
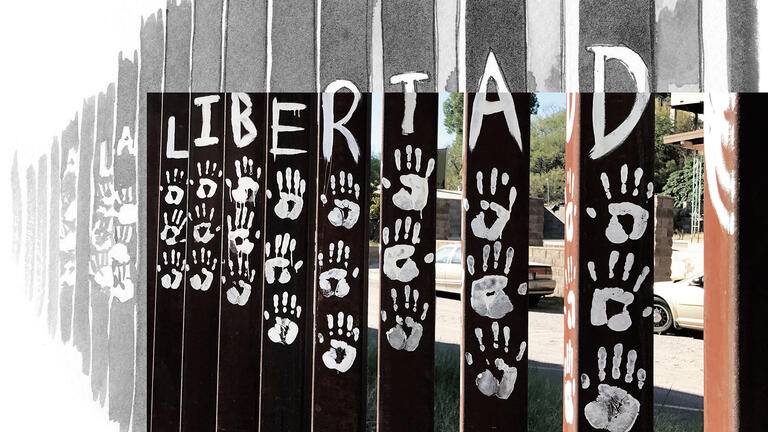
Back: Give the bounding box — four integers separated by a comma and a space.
442, 93, 539, 190
662, 156, 703, 207
529, 108, 566, 203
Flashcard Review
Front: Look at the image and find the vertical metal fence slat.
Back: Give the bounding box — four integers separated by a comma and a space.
73, 96, 95, 376
223, 0, 267, 92
36, 155, 49, 319
377, 92, 437, 432
191, 0, 223, 92
381, 0, 436, 92
465, 0, 527, 92
48, 138, 61, 339
703, 93, 768, 431
59, 115, 80, 344
564, 93, 654, 432
110, 52, 139, 430
461, 92, 530, 431
312, 90, 371, 432
25, 166, 37, 303
150, 93, 191, 431
269, 2, 316, 92
179, 93, 226, 431
91, 84, 117, 407
318, 2, 370, 91
216, 93, 268, 431
259, 93, 318, 432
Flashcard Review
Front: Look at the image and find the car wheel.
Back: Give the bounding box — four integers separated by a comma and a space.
653, 298, 673, 334
529, 295, 542, 307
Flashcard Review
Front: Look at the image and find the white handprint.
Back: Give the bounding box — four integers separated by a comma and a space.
317, 312, 360, 373
224, 263, 256, 306
264, 291, 302, 345
90, 252, 113, 289
468, 168, 517, 241
581, 344, 646, 432
466, 241, 517, 319
191, 160, 222, 199
226, 156, 261, 204
465, 321, 526, 399
588, 251, 651, 332
381, 285, 429, 351
112, 264, 135, 303
267, 167, 306, 220
320, 171, 361, 229
381, 217, 434, 283
264, 233, 304, 284
227, 205, 257, 259
162, 168, 186, 205
587, 164, 653, 245
158, 250, 185, 290
189, 203, 221, 244
160, 209, 187, 245
317, 240, 359, 298
186, 247, 218, 291
382, 144, 435, 212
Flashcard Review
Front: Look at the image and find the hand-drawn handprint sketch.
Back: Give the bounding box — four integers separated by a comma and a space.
465, 321, 526, 400
581, 344, 646, 432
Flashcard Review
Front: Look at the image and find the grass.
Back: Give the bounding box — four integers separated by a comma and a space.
365, 339, 703, 431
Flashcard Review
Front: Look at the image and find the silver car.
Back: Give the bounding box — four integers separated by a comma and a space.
434, 244, 556, 306
653, 274, 704, 333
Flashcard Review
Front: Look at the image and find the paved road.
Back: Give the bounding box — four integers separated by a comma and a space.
367, 268, 704, 414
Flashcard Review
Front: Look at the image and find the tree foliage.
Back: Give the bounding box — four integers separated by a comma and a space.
662, 156, 703, 207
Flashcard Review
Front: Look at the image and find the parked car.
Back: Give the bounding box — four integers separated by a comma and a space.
653, 274, 704, 333
434, 244, 556, 306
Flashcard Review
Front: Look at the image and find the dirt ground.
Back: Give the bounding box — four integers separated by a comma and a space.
367, 268, 704, 414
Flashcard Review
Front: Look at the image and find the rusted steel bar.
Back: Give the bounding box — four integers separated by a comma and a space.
180, 93, 226, 430
465, 0, 527, 92
565, 0, 654, 92
377, 92, 437, 432
216, 93, 267, 431
48, 137, 61, 338
703, 93, 768, 431
318, 2, 370, 91
312, 89, 370, 432
382, 0, 436, 92
138, 12, 165, 427
59, 114, 79, 344
259, 93, 318, 432
150, 93, 191, 432
109, 52, 140, 430
73, 96, 95, 375
563, 92, 654, 432
223, 0, 267, 91
461, 91, 530, 431
91, 84, 117, 407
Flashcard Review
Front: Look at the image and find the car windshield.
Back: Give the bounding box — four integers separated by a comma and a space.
435, 246, 455, 264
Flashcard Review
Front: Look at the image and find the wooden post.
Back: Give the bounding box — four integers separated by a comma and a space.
259, 93, 317, 432
703, 93, 768, 431
564, 93, 654, 432
216, 93, 268, 431
461, 92, 530, 431
91, 83, 116, 406
150, 93, 191, 431
378, 92, 437, 432
312, 89, 370, 432
465, 0, 527, 92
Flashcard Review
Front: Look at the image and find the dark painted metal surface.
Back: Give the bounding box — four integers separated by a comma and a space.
216, 93, 267, 431
138, 12, 165, 427
179, 93, 226, 431
223, 0, 267, 91
59, 115, 80, 344
578, 0, 654, 92
150, 93, 191, 432
703, 93, 768, 431
461, 92, 529, 431
312, 90, 370, 432
465, 0, 527, 92
377, 92, 437, 432
565, 93, 654, 432
91, 84, 116, 407
381, 0, 436, 92
74, 96, 95, 375
259, 93, 317, 432
164, 0, 192, 93
319, 0, 370, 91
